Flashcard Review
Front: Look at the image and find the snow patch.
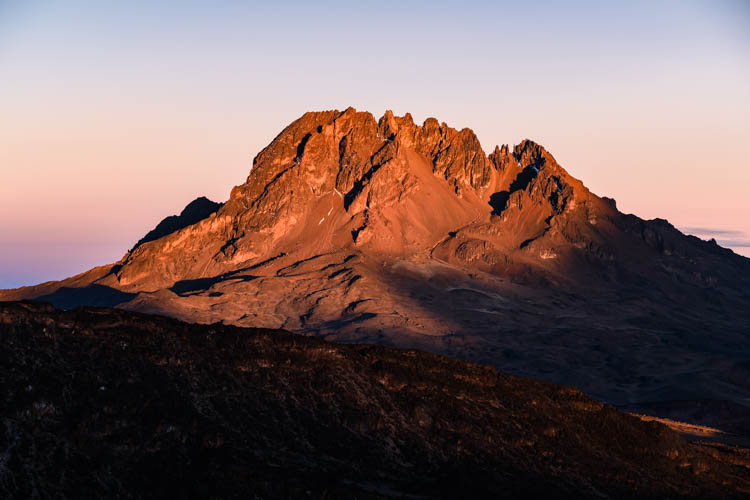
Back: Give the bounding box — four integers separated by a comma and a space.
540, 249, 557, 260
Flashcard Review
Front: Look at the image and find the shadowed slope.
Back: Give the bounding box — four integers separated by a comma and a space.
34, 284, 136, 309
1, 301, 749, 499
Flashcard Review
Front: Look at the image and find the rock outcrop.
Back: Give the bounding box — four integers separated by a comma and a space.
132, 196, 222, 250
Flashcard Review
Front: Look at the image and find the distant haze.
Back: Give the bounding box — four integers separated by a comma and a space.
1, 1, 749, 288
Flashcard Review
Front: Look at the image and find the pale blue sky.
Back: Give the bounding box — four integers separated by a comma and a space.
1, 1, 749, 288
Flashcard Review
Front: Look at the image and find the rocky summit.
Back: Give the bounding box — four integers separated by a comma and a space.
2, 301, 750, 499
2, 107, 750, 428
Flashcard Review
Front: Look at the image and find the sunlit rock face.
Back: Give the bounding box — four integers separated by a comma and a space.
2, 108, 750, 423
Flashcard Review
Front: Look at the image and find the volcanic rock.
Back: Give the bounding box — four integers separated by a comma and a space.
2, 108, 749, 431
132, 196, 222, 250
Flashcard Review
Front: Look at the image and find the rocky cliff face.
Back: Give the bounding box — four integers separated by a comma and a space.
2, 108, 749, 425
2, 301, 749, 499
105, 107, 611, 288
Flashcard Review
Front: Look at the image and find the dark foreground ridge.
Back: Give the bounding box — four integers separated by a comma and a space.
1, 302, 749, 499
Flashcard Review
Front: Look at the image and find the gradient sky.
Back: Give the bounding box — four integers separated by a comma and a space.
1, 1, 749, 288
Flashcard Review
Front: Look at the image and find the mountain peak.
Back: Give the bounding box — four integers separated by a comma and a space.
130, 109, 604, 276
112, 107, 603, 290
513, 139, 556, 167
131, 196, 222, 250
4, 108, 748, 422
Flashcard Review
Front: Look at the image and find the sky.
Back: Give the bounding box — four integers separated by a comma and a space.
1, 1, 749, 288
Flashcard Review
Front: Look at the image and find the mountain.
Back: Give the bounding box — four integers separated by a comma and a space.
2, 301, 749, 499
131, 196, 223, 250
2, 107, 749, 424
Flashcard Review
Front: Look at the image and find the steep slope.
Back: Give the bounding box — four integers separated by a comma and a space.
132, 196, 222, 250
2, 301, 749, 499
2, 108, 749, 422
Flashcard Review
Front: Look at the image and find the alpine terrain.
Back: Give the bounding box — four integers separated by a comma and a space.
3, 108, 749, 427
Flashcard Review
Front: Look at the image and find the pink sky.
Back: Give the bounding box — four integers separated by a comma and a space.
1, 2, 749, 288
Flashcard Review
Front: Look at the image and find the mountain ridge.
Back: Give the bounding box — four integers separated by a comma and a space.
2, 107, 749, 426
131, 196, 223, 251
2, 300, 749, 499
